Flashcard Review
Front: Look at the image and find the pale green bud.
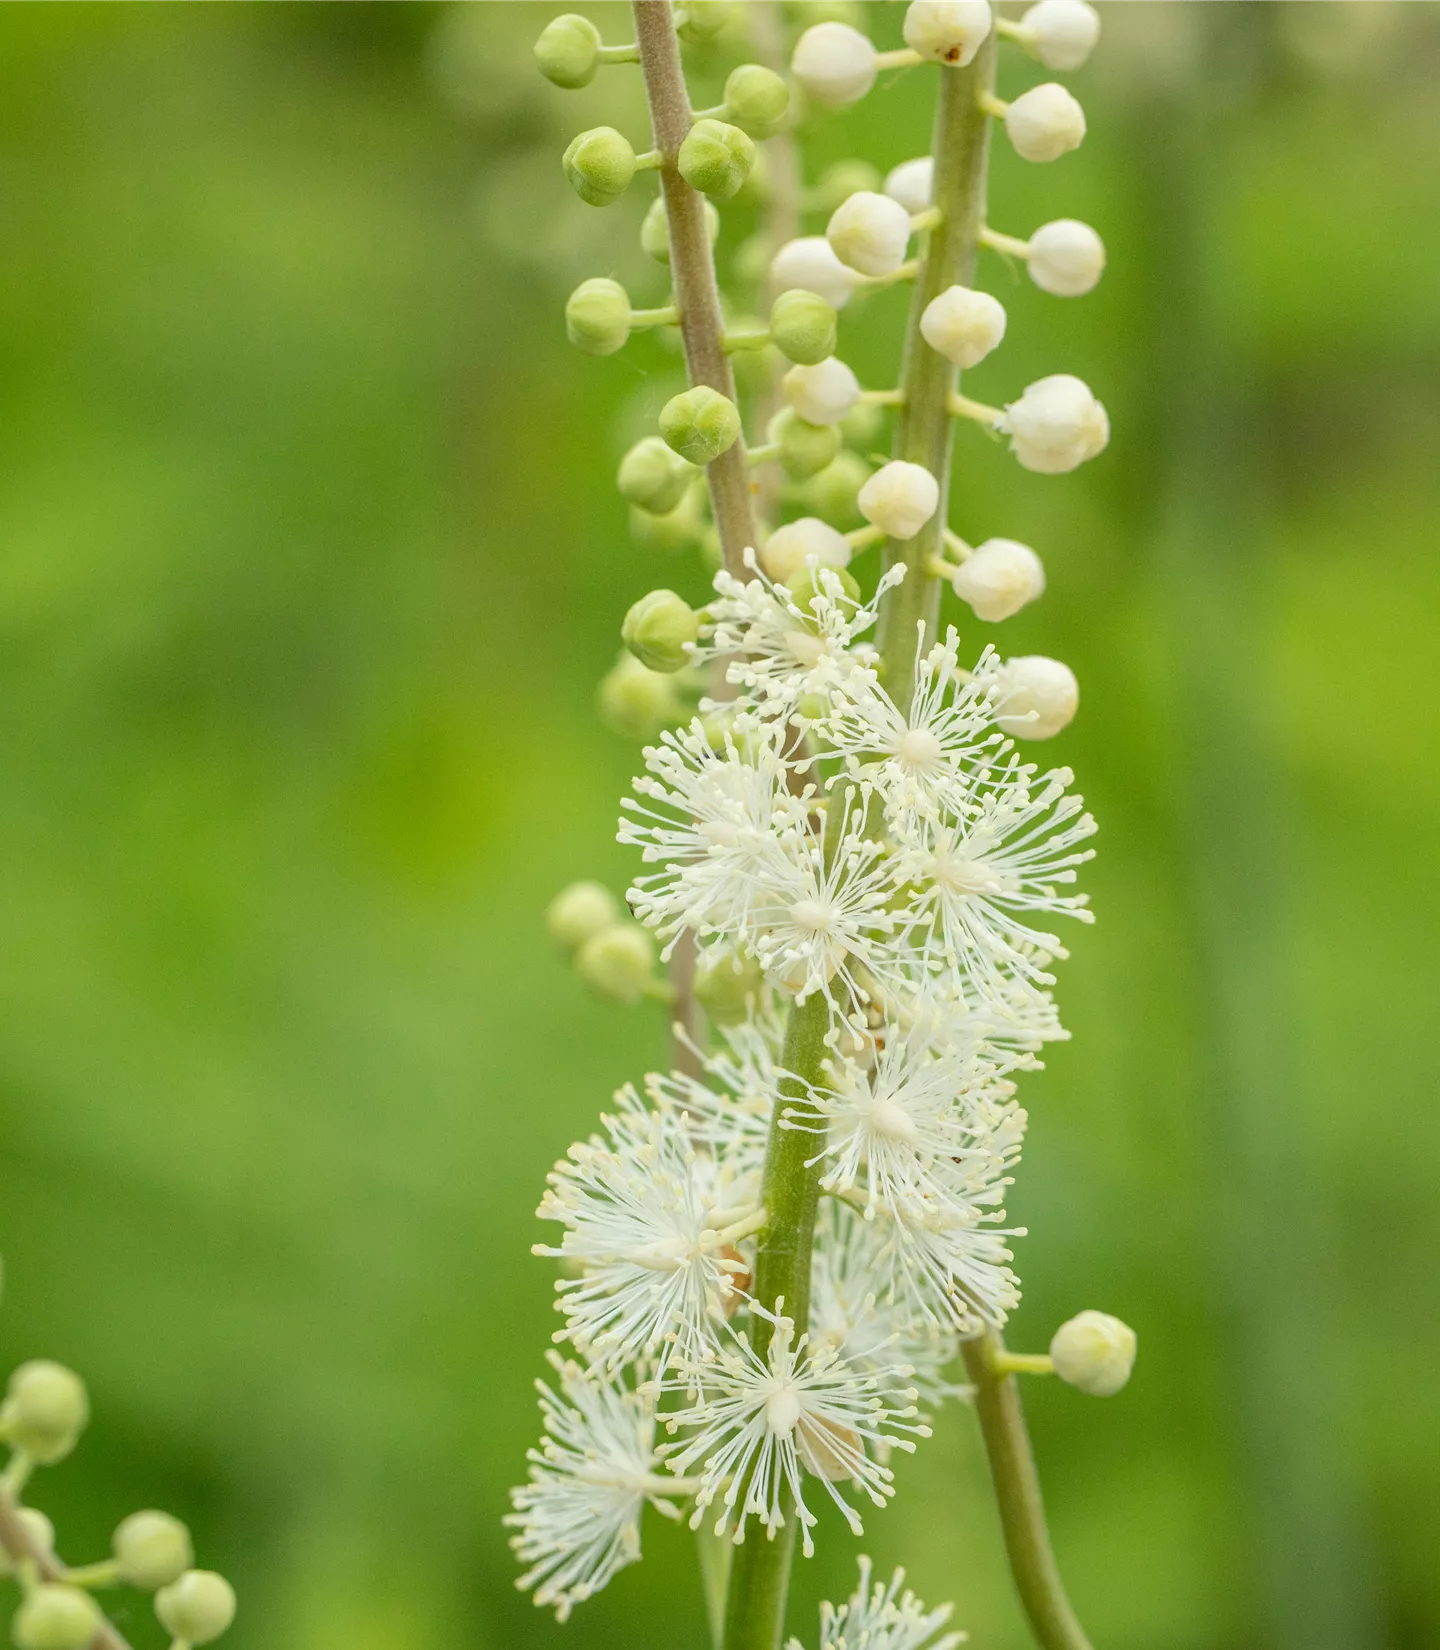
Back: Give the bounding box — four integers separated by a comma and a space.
787, 564, 861, 617
723, 64, 790, 138
768, 289, 838, 367
771, 408, 841, 481
694, 951, 764, 1025
838, 399, 884, 447
812, 159, 882, 214
4, 1360, 89, 1462
622, 589, 699, 673
574, 923, 656, 1004
1049, 1310, 1137, 1396
12, 1587, 101, 1650
802, 450, 869, 525
0, 1508, 54, 1577
790, 0, 866, 25
545, 882, 621, 951
155, 1571, 236, 1646
617, 436, 697, 514
676, 0, 732, 42
732, 233, 771, 287
562, 126, 636, 207
113, 1510, 194, 1591
597, 653, 680, 738
565, 278, 631, 356
659, 386, 742, 465
534, 14, 602, 88
641, 195, 718, 264
678, 119, 754, 203
629, 498, 702, 554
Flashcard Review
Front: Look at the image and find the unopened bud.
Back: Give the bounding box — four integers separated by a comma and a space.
574, 923, 656, 1004
992, 654, 1079, 739
546, 882, 622, 951
920, 284, 1007, 368
724, 63, 790, 137
811, 159, 882, 214
950, 539, 1045, 621
617, 436, 697, 514
903, 0, 993, 66
112, 1510, 194, 1591
827, 190, 911, 278
641, 195, 719, 264
597, 654, 680, 738
884, 156, 933, 214
534, 14, 602, 88
676, 0, 732, 42
787, 564, 861, 617
782, 357, 861, 427
1022, 0, 1101, 70
770, 236, 860, 311
562, 126, 636, 206
12, 1587, 101, 1650
4, 1360, 89, 1461
1003, 373, 1108, 473
772, 409, 842, 481
694, 951, 765, 1025
803, 451, 870, 526
857, 460, 939, 540
629, 497, 703, 554
759, 517, 852, 585
660, 386, 742, 465
1027, 219, 1106, 297
1049, 1310, 1136, 1396
679, 118, 755, 202
769, 289, 838, 367
1002, 83, 1086, 163
565, 277, 631, 356
155, 1571, 237, 1646
790, 22, 878, 109
622, 589, 700, 673
0, 1508, 54, 1577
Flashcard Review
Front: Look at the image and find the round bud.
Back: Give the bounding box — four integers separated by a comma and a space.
768, 289, 838, 367
676, 0, 732, 42
0, 1509, 54, 1578
641, 195, 719, 264
772, 409, 842, 481
564, 277, 631, 356
950, 539, 1046, 621
12, 1587, 101, 1650
155, 1571, 237, 1646
759, 517, 852, 585
533, 14, 602, 89
622, 589, 700, 674
562, 126, 636, 206
659, 386, 742, 466
811, 159, 883, 214
545, 882, 621, 952
920, 284, 1007, 368
991, 654, 1079, 739
629, 497, 702, 554
790, 22, 878, 109
770, 237, 860, 311
826, 190, 912, 278
782, 357, 861, 427
4, 1360, 89, 1460
693, 951, 764, 1026
617, 436, 697, 515
1003, 83, 1087, 163
724, 64, 790, 137
113, 1510, 194, 1591
1003, 373, 1109, 473
787, 564, 861, 616
857, 460, 939, 540
1027, 218, 1106, 297
803, 451, 870, 526
883, 156, 934, 214
839, 400, 884, 447
1023, 0, 1101, 70
1049, 1310, 1137, 1396
597, 654, 680, 738
903, 0, 994, 66
574, 923, 656, 1004
678, 118, 754, 202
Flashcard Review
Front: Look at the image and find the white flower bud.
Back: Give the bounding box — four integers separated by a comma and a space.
857, 461, 939, 541
826, 190, 912, 277
12, 1586, 101, 1650
1003, 82, 1086, 162
950, 538, 1045, 621
545, 882, 621, 951
574, 923, 656, 1004
790, 22, 878, 109
3, 1360, 89, 1461
770, 236, 860, 311
1003, 373, 1109, 473
759, 517, 853, 585
883, 156, 933, 214
0, 1508, 54, 1578
1022, 0, 1101, 70
1049, 1310, 1137, 1396
920, 285, 1007, 368
992, 655, 1078, 739
782, 357, 861, 427
1028, 218, 1106, 297
113, 1510, 194, 1591
903, 0, 993, 66
155, 1571, 237, 1647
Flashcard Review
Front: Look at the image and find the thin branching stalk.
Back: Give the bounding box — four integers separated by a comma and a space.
0, 1489, 134, 1650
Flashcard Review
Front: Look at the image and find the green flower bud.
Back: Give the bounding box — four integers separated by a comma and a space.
641, 195, 719, 264
565, 277, 631, 356
802, 450, 870, 525
574, 923, 656, 1004
732, 233, 772, 287
4, 1360, 89, 1462
534, 14, 602, 88
676, 0, 732, 41
112, 1510, 194, 1591
13, 1587, 101, 1650
772, 408, 842, 481
0, 1508, 54, 1578
787, 564, 861, 619
622, 588, 700, 674
694, 950, 764, 1025
659, 386, 742, 465
617, 436, 697, 515
723, 64, 790, 138
678, 119, 755, 203
597, 653, 680, 738
562, 126, 636, 207
629, 498, 702, 554
839, 398, 884, 447
812, 158, 882, 213
155, 1571, 236, 1647
545, 882, 621, 951
768, 289, 838, 367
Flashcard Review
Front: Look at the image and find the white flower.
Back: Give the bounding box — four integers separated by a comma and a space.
989, 654, 1080, 738
1049, 1309, 1137, 1396
1001, 374, 1109, 473
772, 236, 862, 311
784, 356, 863, 426
919, 285, 1007, 368
810, 1556, 967, 1650
663, 1306, 929, 1555
1021, 0, 1101, 71
883, 156, 933, 214
857, 461, 939, 540
761, 517, 854, 585
1027, 218, 1106, 297
948, 538, 1045, 621
791, 22, 878, 109
646, 1011, 788, 1184
827, 190, 913, 278
1002, 82, 1087, 163
903, 0, 993, 66
507, 1354, 684, 1621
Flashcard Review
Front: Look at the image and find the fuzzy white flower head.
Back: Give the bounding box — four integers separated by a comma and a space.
810, 1557, 967, 1650
1003, 82, 1087, 163
1050, 1309, 1136, 1396
903, 0, 993, 66
857, 461, 939, 540
761, 517, 853, 585
784, 356, 862, 427
1002, 373, 1109, 473
1022, 0, 1101, 70
949, 538, 1045, 621
920, 285, 1007, 369
883, 156, 933, 214
1028, 219, 1106, 297
990, 655, 1079, 739
791, 22, 878, 109
827, 190, 912, 278
771, 236, 862, 311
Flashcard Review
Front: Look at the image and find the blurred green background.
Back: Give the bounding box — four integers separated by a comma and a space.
0, 4, 1436, 1648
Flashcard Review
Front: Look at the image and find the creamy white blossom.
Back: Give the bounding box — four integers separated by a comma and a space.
761, 517, 854, 585
1027, 218, 1106, 297
883, 156, 933, 215
805, 1556, 967, 1650
949, 538, 1045, 621
772, 236, 863, 310
791, 22, 879, 110
920, 285, 1007, 369
857, 461, 940, 540
827, 191, 914, 278
785, 356, 863, 426
1002, 82, 1087, 163
1021, 0, 1101, 71
903, 0, 993, 66
990, 653, 1080, 738
1002, 374, 1109, 474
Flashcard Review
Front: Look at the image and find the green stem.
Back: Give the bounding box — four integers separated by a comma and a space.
697, 1518, 734, 1650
